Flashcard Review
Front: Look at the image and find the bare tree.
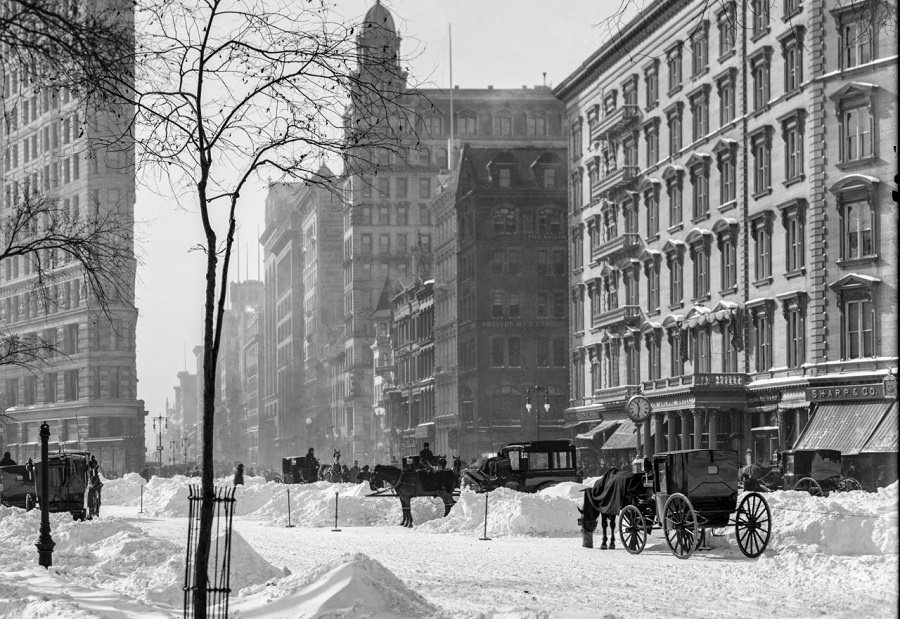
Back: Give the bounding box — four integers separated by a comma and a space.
127, 0, 419, 613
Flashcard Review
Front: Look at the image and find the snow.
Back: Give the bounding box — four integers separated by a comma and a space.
1, 476, 897, 617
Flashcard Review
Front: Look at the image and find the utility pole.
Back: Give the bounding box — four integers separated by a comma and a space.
524, 385, 552, 441
152, 413, 167, 474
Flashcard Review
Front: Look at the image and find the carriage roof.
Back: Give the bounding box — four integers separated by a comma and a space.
500, 440, 575, 453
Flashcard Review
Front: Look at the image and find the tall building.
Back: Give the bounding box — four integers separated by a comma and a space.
555, 0, 897, 477
340, 1, 565, 459
0, 33, 144, 472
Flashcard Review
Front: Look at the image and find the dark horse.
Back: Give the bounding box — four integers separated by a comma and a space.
369, 465, 456, 527
578, 469, 621, 549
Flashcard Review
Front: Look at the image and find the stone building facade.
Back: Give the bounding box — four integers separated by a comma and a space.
0, 40, 145, 473
555, 0, 897, 472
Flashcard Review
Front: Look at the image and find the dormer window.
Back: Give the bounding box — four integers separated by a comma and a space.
498, 167, 511, 188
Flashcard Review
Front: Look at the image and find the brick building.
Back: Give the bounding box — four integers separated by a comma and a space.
0, 27, 145, 473
555, 0, 897, 474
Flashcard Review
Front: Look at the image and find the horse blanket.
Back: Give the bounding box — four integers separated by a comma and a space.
585, 469, 645, 515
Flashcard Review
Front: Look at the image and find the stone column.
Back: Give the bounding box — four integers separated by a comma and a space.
643, 419, 653, 458
680, 411, 691, 450
693, 409, 704, 449
707, 409, 718, 449
665, 411, 677, 452
653, 412, 665, 455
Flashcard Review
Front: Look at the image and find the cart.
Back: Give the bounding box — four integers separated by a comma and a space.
280, 454, 320, 484
781, 449, 861, 496
617, 449, 772, 560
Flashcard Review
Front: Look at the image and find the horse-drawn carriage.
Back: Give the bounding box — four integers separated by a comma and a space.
280, 454, 320, 484
1, 452, 93, 520
462, 440, 580, 493
782, 448, 861, 496
581, 449, 772, 559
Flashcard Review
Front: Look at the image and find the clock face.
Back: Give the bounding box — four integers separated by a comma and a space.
627, 395, 652, 423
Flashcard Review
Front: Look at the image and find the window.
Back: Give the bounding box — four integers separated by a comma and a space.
508, 338, 522, 367
457, 113, 478, 136
843, 297, 873, 359
751, 49, 772, 110
718, 4, 736, 58
553, 337, 567, 367
666, 44, 682, 93
397, 233, 409, 253
419, 204, 431, 226
377, 206, 390, 225
491, 337, 505, 367
552, 249, 566, 276
722, 322, 739, 372
647, 332, 661, 380
64, 369, 79, 401
841, 195, 874, 260
751, 127, 772, 196
423, 114, 443, 137
5, 378, 18, 407
779, 110, 805, 183
666, 103, 683, 155
623, 76, 638, 105
694, 328, 711, 374
646, 260, 660, 310
784, 297, 806, 368
690, 87, 709, 141
781, 28, 804, 93
839, 14, 874, 69
527, 114, 547, 136
645, 61, 659, 108
751, 0, 769, 37
625, 267, 639, 305
751, 212, 774, 281
25, 375, 37, 405
378, 233, 390, 255
536, 291, 549, 317
493, 206, 516, 233
378, 178, 390, 198
669, 329, 685, 376
418, 178, 431, 199
840, 104, 873, 163
395, 178, 408, 199
604, 273, 618, 311
751, 305, 773, 372
553, 291, 566, 318
537, 338, 550, 367
538, 209, 562, 234
397, 205, 408, 225
493, 113, 513, 136
571, 120, 583, 160
508, 250, 522, 275
717, 224, 738, 290
717, 72, 736, 126
626, 337, 640, 384
644, 119, 660, 167
645, 187, 659, 238
690, 161, 709, 220
690, 240, 710, 299
667, 250, 684, 305
605, 341, 620, 387
44, 373, 58, 403
690, 22, 709, 76
665, 170, 683, 227
623, 134, 638, 166
716, 143, 737, 205
492, 292, 504, 318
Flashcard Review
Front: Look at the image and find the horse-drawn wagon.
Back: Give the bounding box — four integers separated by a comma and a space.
462, 440, 580, 493
280, 454, 320, 484
782, 448, 861, 496
1, 452, 93, 520
581, 449, 772, 559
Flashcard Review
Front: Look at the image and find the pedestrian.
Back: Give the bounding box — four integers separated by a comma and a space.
0, 451, 16, 466
348, 460, 360, 483
358, 465, 371, 482
341, 464, 350, 482
140, 466, 151, 482
233, 463, 245, 486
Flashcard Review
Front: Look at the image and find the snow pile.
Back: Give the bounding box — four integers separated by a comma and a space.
232, 553, 440, 618
759, 482, 899, 556
100, 472, 147, 505
418, 488, 580, 537
537, 481, 587, 501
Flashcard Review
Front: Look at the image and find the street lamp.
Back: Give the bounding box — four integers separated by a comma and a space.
305, 417, 312, 449
524, 385, 551, 441
152, 413, 167, 474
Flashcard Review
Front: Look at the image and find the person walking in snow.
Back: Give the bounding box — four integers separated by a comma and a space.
140, 466, 151, 482
0, 451, 16, 466
233, 463, 245, 486
348, 460, 360, 483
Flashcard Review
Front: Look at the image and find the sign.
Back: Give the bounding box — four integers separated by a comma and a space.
478, 319, 565, 329
806, 384, 885, 402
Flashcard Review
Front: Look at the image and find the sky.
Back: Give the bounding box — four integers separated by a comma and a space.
136, 0, 621, 446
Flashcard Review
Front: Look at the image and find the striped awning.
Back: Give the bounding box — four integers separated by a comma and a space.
598, 420, 654, 451
794, 401, 895, 455
861, 403, 898, 454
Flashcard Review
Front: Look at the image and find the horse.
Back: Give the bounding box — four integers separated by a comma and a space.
369, 464, 456, 527
578, 469, 620, 549
319, 449, 342, 482
739, 463, 782, 492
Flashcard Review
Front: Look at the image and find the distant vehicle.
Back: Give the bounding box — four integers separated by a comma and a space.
462, 440, 581, 493
781, 449, 861, 496
1, 452, 92, 520
279, 454, 320, 484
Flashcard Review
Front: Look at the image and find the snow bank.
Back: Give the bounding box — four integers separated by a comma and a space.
232, 553, 440, 618
418, 487, 580, 537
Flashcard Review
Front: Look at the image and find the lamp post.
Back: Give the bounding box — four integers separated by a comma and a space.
524, 385, 552, 441
152, 413, 167, 474
36, 422, 54, 568
305, 417, 312, 449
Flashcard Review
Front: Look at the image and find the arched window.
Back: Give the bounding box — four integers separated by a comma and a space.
418, 147, 431, 167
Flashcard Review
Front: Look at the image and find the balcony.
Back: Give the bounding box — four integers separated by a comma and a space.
591, 232, 641, 262
592, 304, 641, 329
642, 373, 748, 391
591, 104, 641, 142
591, 164, 639, 200
592, 384, 641, 404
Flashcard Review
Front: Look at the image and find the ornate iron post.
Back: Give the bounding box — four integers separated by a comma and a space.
36, 422, 54, 568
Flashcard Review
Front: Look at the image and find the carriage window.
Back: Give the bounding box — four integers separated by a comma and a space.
509, 451, 521, 471
550, 451, 573, 469
529, 452, 550, 470
707, 465, 718, 475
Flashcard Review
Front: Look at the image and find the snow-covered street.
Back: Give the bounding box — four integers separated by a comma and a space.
1, 475, 897, 618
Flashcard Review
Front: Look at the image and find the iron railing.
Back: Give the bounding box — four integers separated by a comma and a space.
183, 485, 236, 619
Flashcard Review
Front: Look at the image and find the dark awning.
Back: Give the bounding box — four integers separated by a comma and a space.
575, 420, 621, 441
794, 401, 894, 455
861, 403, 898, 454
599, 420, 654, 451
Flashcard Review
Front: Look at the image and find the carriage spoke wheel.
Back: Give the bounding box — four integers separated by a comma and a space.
839, 477, 862, 492
618, 505, 648, 555
663, 493, 699, 560
735, 492, 771, 558
794, 477, 823, 497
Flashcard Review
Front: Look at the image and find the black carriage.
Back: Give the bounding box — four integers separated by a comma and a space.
462, 440, 580, 493
617, 449, 771, 559
0, 453, 92, 520
280, 454, 320, 484
781, 449, 861, 496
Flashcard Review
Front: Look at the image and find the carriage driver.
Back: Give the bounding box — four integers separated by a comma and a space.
419, 442, 436, 470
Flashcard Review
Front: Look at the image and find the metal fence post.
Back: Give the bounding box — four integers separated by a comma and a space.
479, 493, 491, 541
331, 491, 341, 532
286, 488, 294, 528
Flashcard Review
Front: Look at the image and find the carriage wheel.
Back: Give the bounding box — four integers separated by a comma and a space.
618, 505, 648, 555
839, 477, 862, 492
663, 493, 700, 560
735, 492, 771, 558
794, 477, 823, 497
